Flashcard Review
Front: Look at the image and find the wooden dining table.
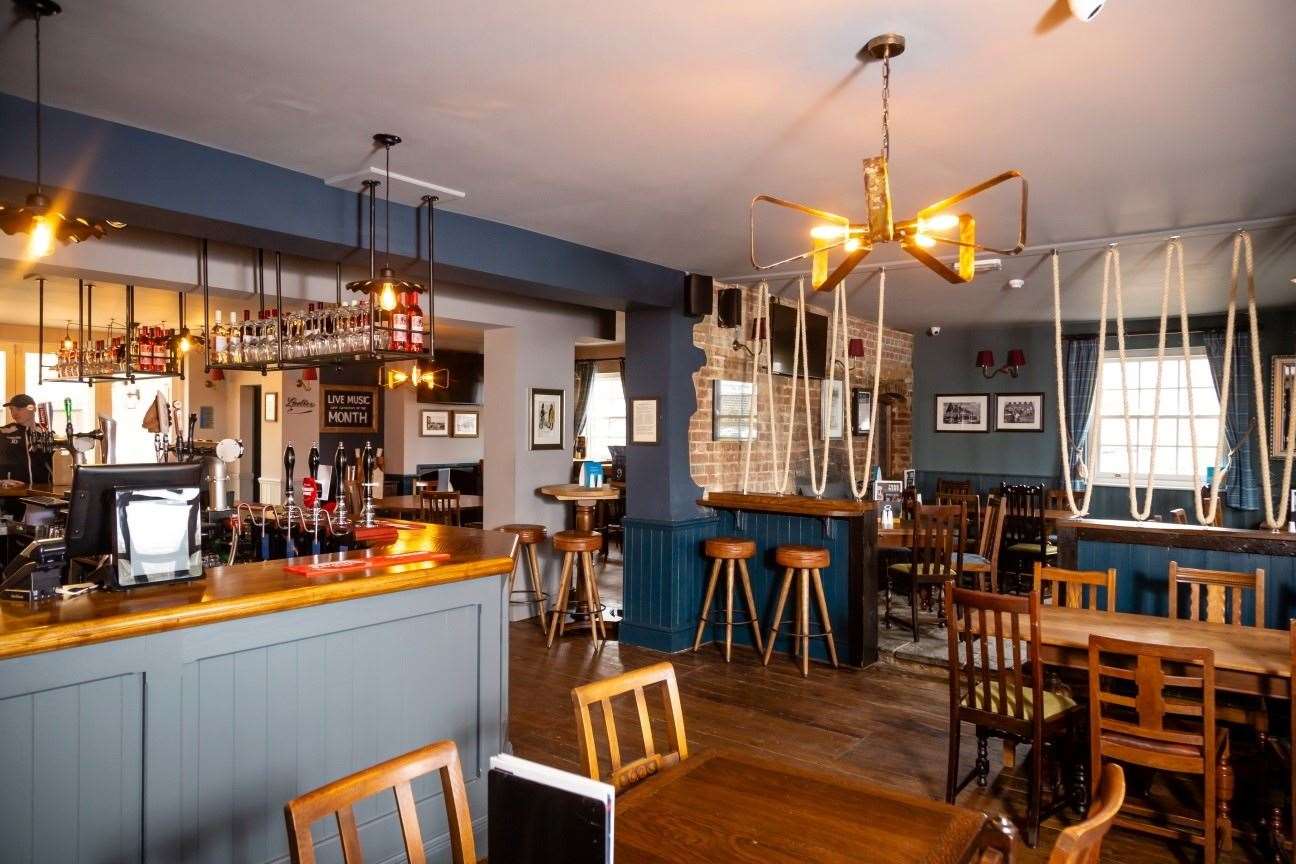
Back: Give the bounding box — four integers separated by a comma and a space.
615, 749, 1015, 863
372, 493, 482, 519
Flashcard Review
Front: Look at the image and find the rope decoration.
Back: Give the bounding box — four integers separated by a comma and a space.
740, 282, 778, 494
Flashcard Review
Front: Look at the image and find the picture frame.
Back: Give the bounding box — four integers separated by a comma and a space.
712, 379, 755, 441
451, 410, 479, 438
873, 479, 903, 507
994, 392, 1045, 432
631, 397, 660, 445
1272, 356, 1296, 458
903, 468, 916, 489
263, 391, 279, 423
934, 393, 990, 433
851, 388, 872, 435
420, 409, 450, 437
529, 388, 564, 450
820, 379, 844, 439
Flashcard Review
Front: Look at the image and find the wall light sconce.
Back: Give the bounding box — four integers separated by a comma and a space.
297, 367, 317, 391
848, 338, 866, 359
205, 367, 225, 389
976, 348, 1026, 379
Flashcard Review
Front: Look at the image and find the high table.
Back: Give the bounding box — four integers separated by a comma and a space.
536, 483, 620, 531
616, 749, 1015, 863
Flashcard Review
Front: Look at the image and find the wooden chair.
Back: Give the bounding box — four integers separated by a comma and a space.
284, 740, 476, 864
419, 490, 462, 526
938, 491, 982, 552
937, 477, 974, 496
571, 661, 688, 792
886, 503, 964, 641
1088, 635, 1228, 863
961, 496, 1005, 593
1034, 563, 1117, 612
1045, 488, 1070, 514
1001, 484, 1056, 591
944, 585, 1082, 847
1046, 763, 1126, 864
1169, 508, 1188, 524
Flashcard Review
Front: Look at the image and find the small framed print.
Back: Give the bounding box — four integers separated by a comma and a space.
530, 388, 564, 450
873, 479, 903, 507
712, 379, 755, 441
851, 388, 872, 435
1272, 356, 1296, 457
631, 398, 660, 445
903, 468, 917, 489
820, 379, 844, 439
452, 410, 479, 438
934, 394, 990, 433
420, 409, 450, 437
263, 391, 279, 423
995, 392, 1045, 432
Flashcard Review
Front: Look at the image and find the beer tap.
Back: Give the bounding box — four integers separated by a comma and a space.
307, 442, 322, 554
331, 442, 351, 530
186, 412, 197, 461
283, 442, 298, 556
360, 440, 377, 528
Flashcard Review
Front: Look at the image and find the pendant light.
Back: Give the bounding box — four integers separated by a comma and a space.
345, 134, 422, 310
0, 1, 123, 258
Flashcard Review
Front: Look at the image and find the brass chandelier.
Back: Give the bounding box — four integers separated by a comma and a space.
749, 34, 1028, 290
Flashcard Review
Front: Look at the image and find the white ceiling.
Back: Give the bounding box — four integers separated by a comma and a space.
1, 0, 1294, 328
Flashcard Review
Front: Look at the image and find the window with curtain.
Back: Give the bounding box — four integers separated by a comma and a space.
583, 370, 626, 461
1090, 347, 1223, 489
24, 352, 95, 433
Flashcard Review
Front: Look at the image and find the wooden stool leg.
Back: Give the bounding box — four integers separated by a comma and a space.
547, 551, 574, 647
799, 569, 810, 678
578, 551, 602, 644
737, 559, 764, 654
723, 559, 735, 663
762, 568, 794, 667
507, 552, 520, 596
526, 543, 548, 637
811, 568, 838, 668
584, 551, 608, 641
693, 558, 722, 652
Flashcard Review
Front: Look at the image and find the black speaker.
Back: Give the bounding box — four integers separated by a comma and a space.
716, 287, 743, 329
684, 273, 713, 317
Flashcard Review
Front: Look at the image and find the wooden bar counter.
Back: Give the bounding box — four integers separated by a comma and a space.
0, 520, 515, 863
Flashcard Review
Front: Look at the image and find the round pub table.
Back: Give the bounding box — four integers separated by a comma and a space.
536, 483, 623, 634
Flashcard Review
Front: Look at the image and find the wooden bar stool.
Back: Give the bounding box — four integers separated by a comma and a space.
547, 530, 606, 647
498, 523, 549, 637
693, 537, 763, 661
762, 545, 838, 677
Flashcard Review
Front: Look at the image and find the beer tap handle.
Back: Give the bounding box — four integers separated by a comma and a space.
187, 413, 197, 459
308, 443, 320, 481
284, 442, 296, 503
362, 442, 375, 486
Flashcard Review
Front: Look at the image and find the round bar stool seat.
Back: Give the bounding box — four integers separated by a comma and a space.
547, 531, 607, 647
496, 523, 550, 637
553, 530, 603, 553
704, 536, 756, 560
498, 523, 546, 545
774, 545, 830, 569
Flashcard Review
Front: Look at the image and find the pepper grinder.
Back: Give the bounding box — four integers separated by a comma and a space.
331, 442, 351, 529
360, 441, 377, 527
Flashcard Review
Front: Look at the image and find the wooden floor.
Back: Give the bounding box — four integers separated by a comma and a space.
509, 616, 1274, 863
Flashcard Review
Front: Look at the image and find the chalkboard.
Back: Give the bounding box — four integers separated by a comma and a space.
321, 385, 379, 433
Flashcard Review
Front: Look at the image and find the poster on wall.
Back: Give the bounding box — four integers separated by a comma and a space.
420, 409, 450, 437
530, 388, 564, 450
321, 385, 379, 434
712, 380, 755, 440
1273, 356, 1296, 457
820, 380, 843, 439
934, 394, 989, 433
851, 388, 872, 435
631, 398, 659, 445
994, 393, 1044, 432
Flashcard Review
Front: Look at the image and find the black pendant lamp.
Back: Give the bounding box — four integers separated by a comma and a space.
0, 1, 124, 257
345, 133, 422, 310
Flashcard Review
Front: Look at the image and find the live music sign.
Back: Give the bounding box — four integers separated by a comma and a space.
321, 385, 379, 433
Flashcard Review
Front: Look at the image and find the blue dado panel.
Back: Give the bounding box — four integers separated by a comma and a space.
0, 576, 505, 864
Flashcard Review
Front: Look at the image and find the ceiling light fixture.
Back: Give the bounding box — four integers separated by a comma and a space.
749, 34, 1028, 290
0, 1, 123, 258
346, 134, 423, 310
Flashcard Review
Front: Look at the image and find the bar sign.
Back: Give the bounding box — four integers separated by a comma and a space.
321, 385, 379, 433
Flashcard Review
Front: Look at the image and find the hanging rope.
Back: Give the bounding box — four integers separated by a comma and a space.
1052, 249, 1109, 516
835, 271, 886, 499
774, 278, 815, 495
740, 282, 778, 493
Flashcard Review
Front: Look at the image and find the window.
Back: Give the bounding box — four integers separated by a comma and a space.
583, 371, 626, 461
1090, 347, 1223, 489
24, 353, 95, 436
112, 379, 173, 463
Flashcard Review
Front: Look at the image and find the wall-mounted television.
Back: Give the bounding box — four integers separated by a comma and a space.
416, 349, 485, 404
769, 302, 828, 379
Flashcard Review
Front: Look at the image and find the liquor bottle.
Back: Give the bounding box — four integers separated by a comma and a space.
391, 292, 409, 352
167, 328, 179, 373
213, 308, 227, 364
241, 310, 255, 363
229, 311, 243, 363
406, 292, 424, 353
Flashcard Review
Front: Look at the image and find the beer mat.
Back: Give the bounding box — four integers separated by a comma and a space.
352, 525, 400, 543
284, 551, 451, 576
375, 520, 420, 530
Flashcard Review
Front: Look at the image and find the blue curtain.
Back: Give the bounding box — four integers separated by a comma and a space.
574, 360, 596, 437
1204, 329, 1260, 510
1063, 337, 1100, 487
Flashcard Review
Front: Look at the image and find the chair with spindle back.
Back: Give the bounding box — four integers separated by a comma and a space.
937, 491, 982, 552
960, 496, 1005, 593
1088, 635, 1227, 864
284, 740, 477, 864
419, 490, 462, 526
1046, 763, 1126, 864
944, 585, 1082, 847
1034, 563, 1116, 612
1001, 484, 1056, 592
937, 477, 973, 496
887, 503, 964, 640
1045, 488, 1070, 514
571, 661, 688, 792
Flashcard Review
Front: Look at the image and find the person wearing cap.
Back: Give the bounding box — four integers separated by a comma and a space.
0, 394, 52, 488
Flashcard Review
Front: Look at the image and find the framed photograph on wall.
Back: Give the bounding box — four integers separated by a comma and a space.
631, 398, 660, 445
712, 379, 755, 441
820, 379, 844, 439
529, 388, 564, 450
873, 479, 903, 507
851, 388, 872, 435
263, 391, 279, 423
452, 410, 479, 438
1272, 356, 1296, 457
903, 468, 916, 489
420, 409, 450, 437
934, 393, 989, 433
994, 392, 1045, 432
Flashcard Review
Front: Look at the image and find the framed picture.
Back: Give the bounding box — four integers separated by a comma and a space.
994, 392, 1045, 432
1272, 356, 1296, 458
529, 388, 564, 450
934, 394, 989, 433
902, 468, 916, 489
631, 398, 660, 445
263, 391, 279, 423
873, 479, 903, 507
452, 410, 479, 438
420, 409, 450, 437
820, 379, 844, 439
851, 388, 872, 435
712, 379, 755, 441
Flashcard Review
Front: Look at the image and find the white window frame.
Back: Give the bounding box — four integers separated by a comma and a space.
582, 370, 626, 462
1088, 345, 1222, 491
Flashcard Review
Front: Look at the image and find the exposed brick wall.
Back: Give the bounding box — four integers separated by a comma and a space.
690, 283, 914, 495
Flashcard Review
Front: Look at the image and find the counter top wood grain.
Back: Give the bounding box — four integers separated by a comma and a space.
1057, 516, 1296, 557
699, 491, 875, 518
0, 520, 517, 660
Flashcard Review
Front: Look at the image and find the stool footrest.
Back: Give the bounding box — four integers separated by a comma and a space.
770, 620, 835, 640
700, 612, 758, 627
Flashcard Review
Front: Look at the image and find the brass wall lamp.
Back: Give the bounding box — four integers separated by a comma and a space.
749, 34, 1028, 291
